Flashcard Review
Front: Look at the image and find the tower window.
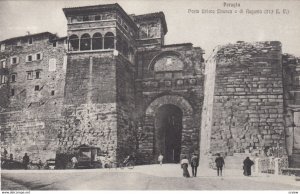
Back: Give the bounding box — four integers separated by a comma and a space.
51, 90, 55, 96
92, 33, 103, 50
34, 85, 40, 91
80, 33, 91, 51
53, 42, 57, 47
69, 34, 79, 51
104, 32, 114, 49
11, 89, 15, 96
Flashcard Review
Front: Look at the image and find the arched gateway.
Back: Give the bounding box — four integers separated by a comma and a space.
140, 95, 197, 163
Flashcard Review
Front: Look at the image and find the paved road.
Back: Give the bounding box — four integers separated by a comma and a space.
1, 164, 300, 190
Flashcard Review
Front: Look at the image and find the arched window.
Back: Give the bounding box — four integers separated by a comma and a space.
128, 47, 134, 63
69, 34, 79, 51
92, 33, 103, 50
80, 33, 91, 51
104, 32, 114, 49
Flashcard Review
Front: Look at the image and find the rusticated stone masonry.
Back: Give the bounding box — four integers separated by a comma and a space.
210, 41, 286, 157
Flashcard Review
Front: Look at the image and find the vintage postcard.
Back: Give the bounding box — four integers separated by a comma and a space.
0, 0, 299, 192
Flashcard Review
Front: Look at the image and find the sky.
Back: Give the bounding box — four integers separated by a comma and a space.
0, 0, 300, 58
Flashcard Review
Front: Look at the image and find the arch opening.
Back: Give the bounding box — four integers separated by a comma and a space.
92, 33, 103, 50
155, 104, 183, 163
69, 34, 79, 51
80, 33, 91, 51
104, 32, 114, 49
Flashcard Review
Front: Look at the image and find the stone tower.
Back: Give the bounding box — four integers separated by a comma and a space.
61, 4, 137, 160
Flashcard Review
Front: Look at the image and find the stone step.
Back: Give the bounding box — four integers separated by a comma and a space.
224, 154, 251, 169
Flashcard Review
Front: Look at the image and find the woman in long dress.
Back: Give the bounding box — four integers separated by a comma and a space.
243, 157, 254, 176
180, 155, 190, 178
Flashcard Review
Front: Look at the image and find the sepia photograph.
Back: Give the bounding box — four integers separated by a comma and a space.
0, 0, 300, 192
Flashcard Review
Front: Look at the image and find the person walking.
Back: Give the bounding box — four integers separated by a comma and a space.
158, 153, 164, 166
191, 153, 199, 177
9, 153, 13, 161
180, 155, 190, 178
215, 153, 225, 176
22, 153, 30, 170
243, 157, 254, 176
3, 148, 8, 159
71, 155, 78, 169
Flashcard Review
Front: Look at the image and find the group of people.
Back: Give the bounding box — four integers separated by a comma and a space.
2, 149, 43, 170
158, 152, 254, 178
158, 153, 199, 178
2, 148, 14, 161
213, 154, 255, 177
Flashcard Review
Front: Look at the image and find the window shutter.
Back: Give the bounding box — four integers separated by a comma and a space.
16, 57, 19, 64
25, 55, 29, 62
40, 53, 43, 60
33, 54, 36, 61
10, 57, 13, 65
0, 60, 6, 68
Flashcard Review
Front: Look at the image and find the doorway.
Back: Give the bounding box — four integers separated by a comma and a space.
155, 104, 183, 163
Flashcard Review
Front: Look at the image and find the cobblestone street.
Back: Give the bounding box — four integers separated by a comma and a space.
1, 164, 299, 190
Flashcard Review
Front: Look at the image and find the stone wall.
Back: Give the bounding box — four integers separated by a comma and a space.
210, 41, 286, 157
282, 54, 300, 167
62, 51, 118, 158
115, 54, 136, 160
0, 34, 66, 162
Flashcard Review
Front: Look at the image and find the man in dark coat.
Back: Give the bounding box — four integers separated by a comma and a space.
215, 153, 225, 176
191, 153, 199, 177
243, 157, 254, 176
23, 153, 30, 169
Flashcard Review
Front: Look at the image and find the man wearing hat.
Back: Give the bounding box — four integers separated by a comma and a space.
191, 153, 199, 177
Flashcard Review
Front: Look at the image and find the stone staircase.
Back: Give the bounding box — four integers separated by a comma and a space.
224, 153, 250, 169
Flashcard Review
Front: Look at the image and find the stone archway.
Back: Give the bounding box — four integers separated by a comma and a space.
140, 95, 194, 163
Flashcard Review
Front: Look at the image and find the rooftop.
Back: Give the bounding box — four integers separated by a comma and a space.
1, 32, 56, 44
63, 3, 138, 31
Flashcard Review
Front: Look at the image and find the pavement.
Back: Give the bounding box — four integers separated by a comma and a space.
1, 164, 300, 190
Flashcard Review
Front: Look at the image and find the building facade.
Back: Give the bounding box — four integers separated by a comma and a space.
0, 3, 299, 167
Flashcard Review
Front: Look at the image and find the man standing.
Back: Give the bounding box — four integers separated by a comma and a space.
191, 153, 199, 177
3, 148, 8, 159
22, 153, 30, 170
215, 153, 225, 176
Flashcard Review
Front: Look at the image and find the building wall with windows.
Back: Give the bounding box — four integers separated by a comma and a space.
0, 32, 67, 162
